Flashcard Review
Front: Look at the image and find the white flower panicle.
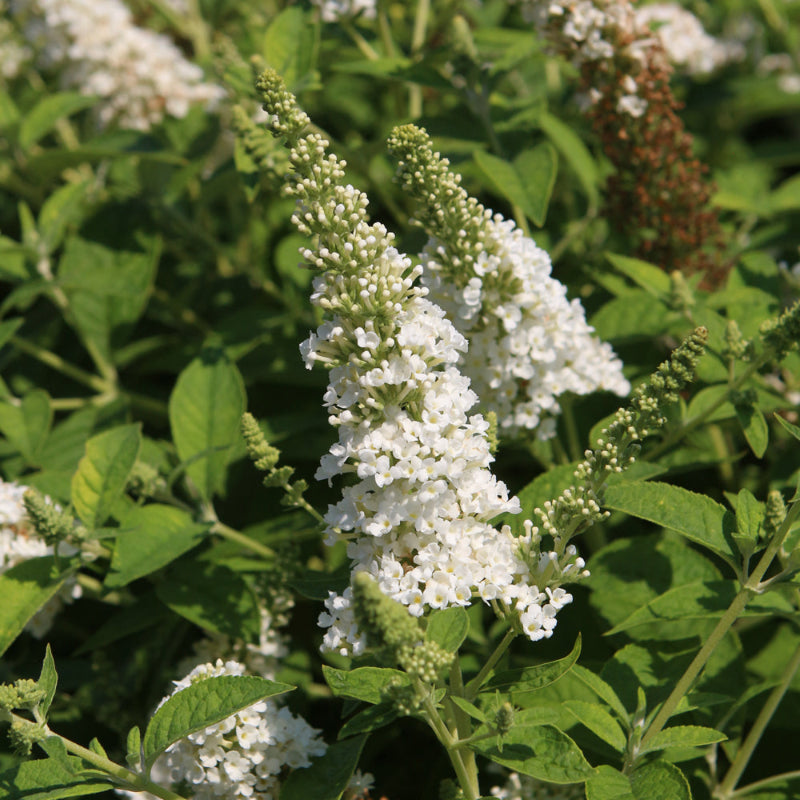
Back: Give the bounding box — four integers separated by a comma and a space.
634, 3, 744, 76
257, 69, 585, 655
311, 0, 376, 23
388, 125, 629, 439
141, 660, 326, 800
0, 480, 81, 637
522, 0, 651, 117
10, 0, 224, 130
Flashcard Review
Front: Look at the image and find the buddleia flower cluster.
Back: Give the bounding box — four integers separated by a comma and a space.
10, 0, 224, 130
0, 480, 81, 638
523, 0, 726, 279
121, 660, 326, 800
388, 125, 629, 439
255, 69, 584, 655
634, 3, 744, 77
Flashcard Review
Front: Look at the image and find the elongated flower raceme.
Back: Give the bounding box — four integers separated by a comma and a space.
387, 125, 629, 440
255, 69, 585, 655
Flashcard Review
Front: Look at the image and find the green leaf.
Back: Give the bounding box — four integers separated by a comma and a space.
126, 726, 142, 769
735, 401, 769, 458
735, 488, 764, 547
0, 389, 53, 464
262, 6, 316, 91
338, 702, 399, 739
57, 236, 159, 363
0, 757, 109, 799
571, 665, 630, 721
513, 142, 558, 226
425, 606, 469, 652
496, 462, 577, 534
473, 149, 552, 227
0, 90, 20, 130
280, 735, 367, 800
605, 253, 672, 297
71, 424, 141, 528
638, 724, 726, 756
470, 724, 593, 783
450, 696, 489, 724
0, 558, 66, 657
586, 766, 636, 800
483, 635, 581, 694
605, 580, 794, 637
775, 412, 800, 442
38, 181, 91, 253
156, 560, 261, 640
0, 318, 23, 350
322, 665, 409, 705
168, 350, 246, 500
19, 93, 97, 149
538, 111, 599, 206
38, 644, 58, 718
38, 738, 73, 774
142, 675, 293, 767
590, 292, 671, 341
106, 504, 207, 587
770, 172, 800, 212
603, 482, 737, 564
630, 760, 691, 800
564, 701, 627, 752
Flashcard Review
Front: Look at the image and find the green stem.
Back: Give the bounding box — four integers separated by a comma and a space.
422, 693, 479, 800
645, 359, 761, 462
342, 21, 381, 60
5, 715, 188, 800
560, 395, 582, 463
640, 499, 800, 751
465, 626, 517, 701
10, 336, 108, 392
732, 770, 800, 797
448, 660, 480, 790
408, 0, 430, 118
715, 640, 800, 798
212, 522, 276, 559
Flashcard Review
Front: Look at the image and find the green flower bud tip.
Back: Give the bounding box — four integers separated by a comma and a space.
254, 68, 310, 137
760, 299, 800, 361
351, 572, 422, 659
0, 679, 46, 712
494, 701, 515, 736
764, 490, 787, 538
241, 412, 281, 472
23, 490, 74, 547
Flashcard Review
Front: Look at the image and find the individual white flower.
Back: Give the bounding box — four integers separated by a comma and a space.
122, 660, 327, 800
0, 480, 82, 637
10, 0, 224, 130
388, 126, 630, 440
311, 0, 376, 23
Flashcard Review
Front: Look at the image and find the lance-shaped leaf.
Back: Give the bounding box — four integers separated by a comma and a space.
280, 735, 367, 800
425, 606, 469, 652
0, 757, 110, 799
603, 482, 738, 565
637, 725, 726, 756
322, 665, 409, 705
71, 424, 141, 528
564, 701, 627, 752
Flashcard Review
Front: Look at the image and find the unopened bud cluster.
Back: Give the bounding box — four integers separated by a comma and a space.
388, 124, 629, 439
532, 328, 708, 550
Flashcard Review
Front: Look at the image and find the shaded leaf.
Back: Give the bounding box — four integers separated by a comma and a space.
586, 765, 636, 800
539, 111, 599, 205
571, 665, 630, 721
38, 644, 58, 718
483, 636, 581, 694
169, 350, 246, 500
470, 724, 593, 783
425, 606, 469, 652
564, 701, 627, 752
0, 558, 66, 657
605, 253, 671, 297
735, 402, 769, 458
322, 666, 409, 705
19, 93, 97, 149
106, 504, 207, 587
0, 757, 109, 800
71, 424, 141, 528
339, 703, 399, 739
513, 142, 558, 226
281, 735, 367, 800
